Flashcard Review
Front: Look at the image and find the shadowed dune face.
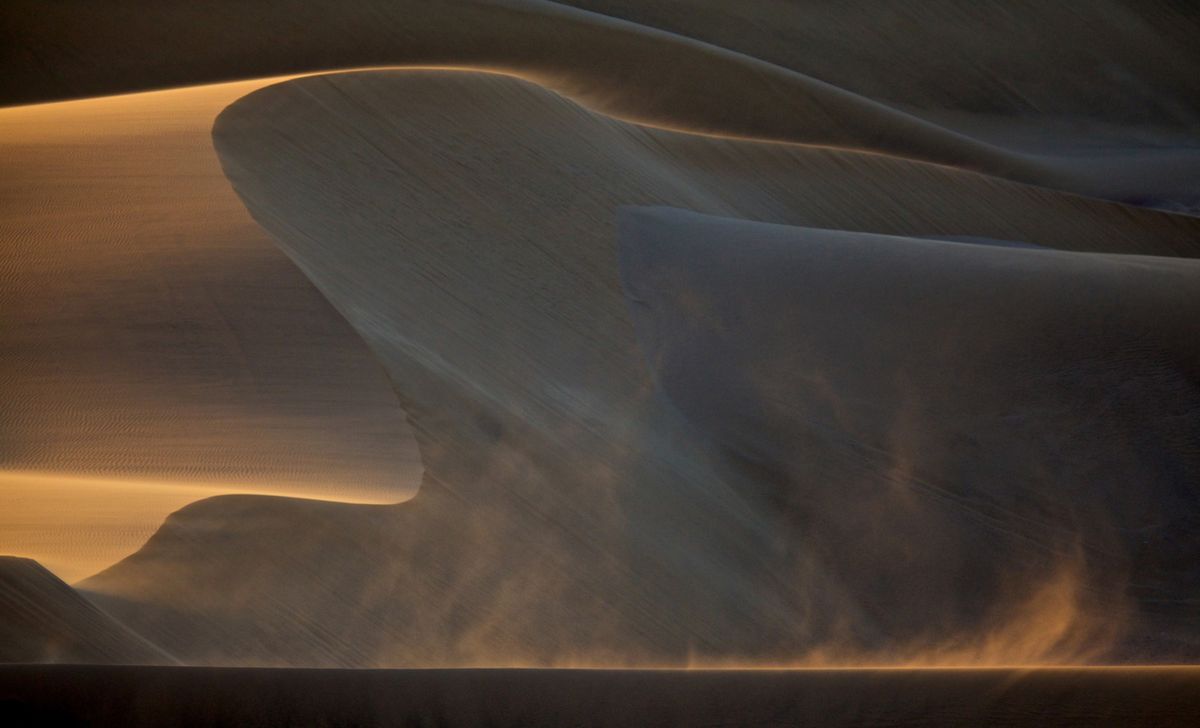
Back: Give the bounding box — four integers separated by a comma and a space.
0, 557, 172, 664
0, 81, 421, 583
6, 1, 1199, 131
559, 1, 1200, 128
619, 207, 1200, 663
70, 69, 1200, 668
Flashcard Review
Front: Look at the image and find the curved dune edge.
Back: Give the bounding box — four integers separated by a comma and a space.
0, 472, 406, 585
0, 76, 423, 585
12, 63, 1198, 211
73, 69, 1200, 669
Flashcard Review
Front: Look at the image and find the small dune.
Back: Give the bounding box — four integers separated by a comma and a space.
0, 556, 170, 665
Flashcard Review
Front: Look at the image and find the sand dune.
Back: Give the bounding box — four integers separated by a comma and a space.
66, 69, 1200, 668
620, 206, 1200, 660
2, 0, 1198, 680
3, 2, 1197, 206
0, 79, 421, 582
0, 557, 170, 664
560, 2, 1200, 129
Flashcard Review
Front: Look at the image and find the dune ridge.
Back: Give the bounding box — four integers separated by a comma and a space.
2, 2, 1197, 206
0, 557, 171, 665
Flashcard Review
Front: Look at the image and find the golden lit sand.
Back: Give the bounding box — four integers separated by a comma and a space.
0, 472, 403, 583
0, 78, 421, 582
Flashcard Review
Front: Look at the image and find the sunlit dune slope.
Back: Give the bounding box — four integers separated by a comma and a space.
75, 70, 1200, 668
0, 79, 422, 582
559, 1, 1200, 129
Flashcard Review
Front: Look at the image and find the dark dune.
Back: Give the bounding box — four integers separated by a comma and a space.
2, 665, 1200, 727
2, 2, 1198, 205
0, 557, 170, 665
6, 1, 1198, 129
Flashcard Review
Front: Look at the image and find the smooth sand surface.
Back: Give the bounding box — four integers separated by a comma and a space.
3, 665, 1200, 727
64, 69, 1200, 668
0, 80, 422, 583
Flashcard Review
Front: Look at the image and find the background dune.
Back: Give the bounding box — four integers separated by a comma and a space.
3, 1, 1198, 206
620, 207, 1200, 663
6, 2, 1199, 128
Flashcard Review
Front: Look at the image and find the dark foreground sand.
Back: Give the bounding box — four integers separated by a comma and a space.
2, 666, 1199, 727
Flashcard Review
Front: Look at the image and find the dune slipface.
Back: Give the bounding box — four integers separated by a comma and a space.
68, 69, 1200, 668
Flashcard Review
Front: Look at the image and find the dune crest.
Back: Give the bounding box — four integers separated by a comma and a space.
3, 2, 1198, 206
